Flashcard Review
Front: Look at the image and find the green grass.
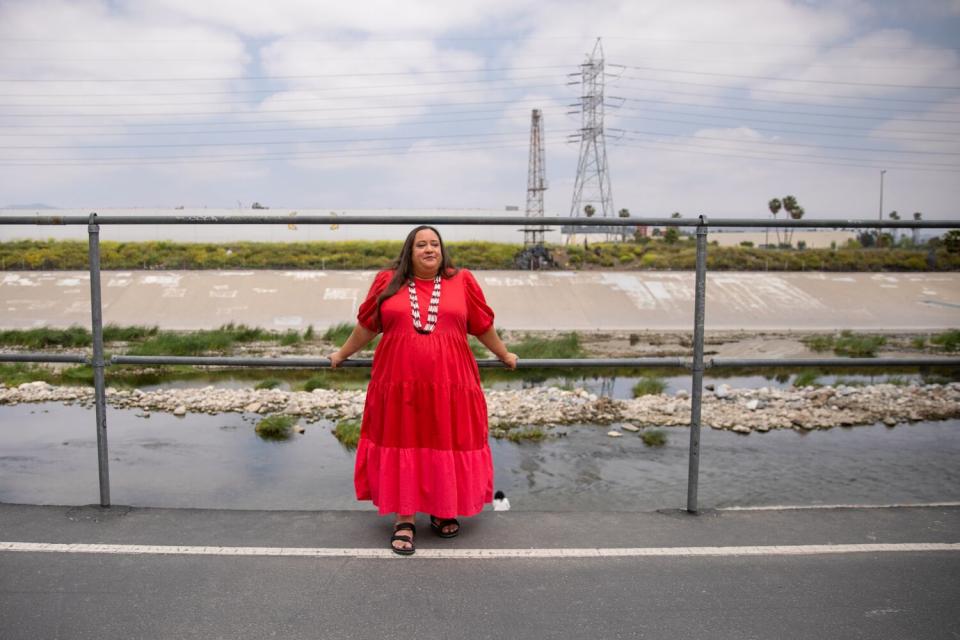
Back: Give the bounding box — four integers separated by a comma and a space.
126, 323, 269, 356
255, 415, 296, 441
468, 336, 489, 358
279, 330, 301, 346
632, 376, 666, 397
911, 336, 927, 349
254, 378, 282, 390
802, 335, 835, 353
322, 322, 355, 346
930, 329, 960, 352
511, 332, 584, 359
0, 326, 92, 349
490, 427, 547, 442
640, 429, 667, 447
333, 419, 362, 449
792, 370, 821, 388
833, 331, 886, 358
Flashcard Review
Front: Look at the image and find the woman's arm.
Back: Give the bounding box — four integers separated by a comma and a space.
476, 326, 518, 370
329, 323, 379, 368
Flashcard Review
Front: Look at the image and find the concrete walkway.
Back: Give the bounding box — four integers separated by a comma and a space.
2, 270, 959, 331
2, 502, 958, 639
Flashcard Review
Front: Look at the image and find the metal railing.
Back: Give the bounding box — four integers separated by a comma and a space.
2, 213, 959, 513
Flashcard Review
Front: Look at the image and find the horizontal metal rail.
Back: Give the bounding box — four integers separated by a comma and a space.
2, 353, 958, 369
0, 214, 957, 229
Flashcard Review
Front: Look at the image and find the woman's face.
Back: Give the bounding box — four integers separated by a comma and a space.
411, 228, 442, 277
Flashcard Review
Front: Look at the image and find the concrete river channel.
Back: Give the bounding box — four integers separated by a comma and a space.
2, 371, 958, 512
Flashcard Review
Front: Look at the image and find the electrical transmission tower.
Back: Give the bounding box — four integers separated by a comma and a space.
568, 38, 614, 231
523, 108, 547, 247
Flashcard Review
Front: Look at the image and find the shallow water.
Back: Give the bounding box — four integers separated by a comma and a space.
1, 402, 958, 511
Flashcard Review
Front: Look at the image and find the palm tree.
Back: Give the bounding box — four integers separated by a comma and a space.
888, 210, 900, 245
780, 196, 800, 247
584, 204, 595, 218
768, 198, 782, 247
787, 204, 804, 247
618, 208, 630, 217
912, 211, 922, 245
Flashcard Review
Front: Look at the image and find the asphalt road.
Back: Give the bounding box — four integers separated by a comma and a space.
2, 503, 958, 639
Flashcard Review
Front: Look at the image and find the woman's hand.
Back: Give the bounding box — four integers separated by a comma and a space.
499, 352, 519, 370
329, 351, 346, 368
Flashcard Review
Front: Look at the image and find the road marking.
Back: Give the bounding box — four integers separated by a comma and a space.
1, 541, 957, 559
718, 501, 960, 511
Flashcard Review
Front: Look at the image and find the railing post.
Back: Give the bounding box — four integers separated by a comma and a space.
87, 212, 111, 507
687, 215, 708, 514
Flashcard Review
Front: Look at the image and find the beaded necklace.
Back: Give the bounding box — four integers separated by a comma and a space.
408, 275, 441, 334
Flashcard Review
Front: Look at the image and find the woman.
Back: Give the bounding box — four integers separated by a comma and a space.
330, 225, 517, 555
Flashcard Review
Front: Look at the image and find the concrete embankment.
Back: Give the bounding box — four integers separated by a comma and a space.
2, 270, 958, 331
5, 380, 959, 433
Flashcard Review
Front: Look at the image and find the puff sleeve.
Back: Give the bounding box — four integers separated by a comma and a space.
356, 270, 394, 333
463, 269, 495, 336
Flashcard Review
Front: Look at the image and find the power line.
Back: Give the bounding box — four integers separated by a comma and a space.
617, 96, 960, 124
610, 104, 960, 137
0, 98, 543, 119
613, 77, 960, 114
0, 77, 566, 108
0, 130, 525, 151
608, 112, 960, 143
610, 63, 960, 91
0, 65, 571, 83
0, 136, 570, 167
610, 127, 960, 156
612, 136, 960, 174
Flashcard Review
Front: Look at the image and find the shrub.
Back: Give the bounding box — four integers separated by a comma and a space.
255, 378, 281, 390
792, 370, 820, 388
333, 419, 362, 449
833, 331, 885, 358
323, 322, 354, 346
279, 330, 301, 346
640, 429, 667, 447
911, 336, 927, 349
930, 329, 960, 352
802, 335, 834, 353
255, 415, 296, 440
512, 332, 583, 359
632, 376, 666, 397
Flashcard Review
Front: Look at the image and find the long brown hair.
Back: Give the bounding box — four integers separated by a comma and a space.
376, 225, 458, 319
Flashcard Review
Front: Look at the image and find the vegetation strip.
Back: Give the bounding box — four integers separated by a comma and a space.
2, 238, 958, 271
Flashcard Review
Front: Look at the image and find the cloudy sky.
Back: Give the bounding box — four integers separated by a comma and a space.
1, 0, 959, 222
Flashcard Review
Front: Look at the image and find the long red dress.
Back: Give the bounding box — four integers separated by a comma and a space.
354, 268, 495, 517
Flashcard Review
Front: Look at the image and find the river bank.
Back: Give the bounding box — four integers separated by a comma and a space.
4, 379, 959, 435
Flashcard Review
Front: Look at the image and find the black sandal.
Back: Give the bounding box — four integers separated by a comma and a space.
429, 515, 460, 539
390, 522, 416, 556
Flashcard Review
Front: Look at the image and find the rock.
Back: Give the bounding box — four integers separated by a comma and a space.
755, 424, 771, 432
675, 389, 689, 399
745, 399, 760, 411
173, 405, 187, 416
882, 417, 897, 427
731, 425, 751, 434
621, 423, 640, 433
293, 424, 306, 433
606, 430, 623, 438
714, 384, 731, 399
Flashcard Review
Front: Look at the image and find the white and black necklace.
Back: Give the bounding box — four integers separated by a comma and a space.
408, 275, 441, 334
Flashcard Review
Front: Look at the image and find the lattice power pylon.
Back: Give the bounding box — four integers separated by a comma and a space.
523, 108, 547, 247
568, 38, 614, 227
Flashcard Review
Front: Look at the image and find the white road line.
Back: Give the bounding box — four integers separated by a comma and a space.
718, 502, 960, 511
1, 541, 957, 559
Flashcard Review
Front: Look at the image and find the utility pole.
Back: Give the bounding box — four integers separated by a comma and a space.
523, 109, 547, 247
568, 38, 614, 239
